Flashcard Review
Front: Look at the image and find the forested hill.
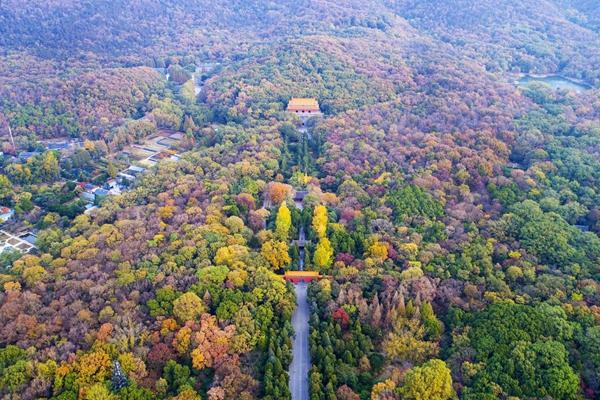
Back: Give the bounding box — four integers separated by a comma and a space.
0, 0, 396, 60
2, 0, 598, 83
389, 0, 600, 83
0, 1, 600, 400
1, 0, 599, 80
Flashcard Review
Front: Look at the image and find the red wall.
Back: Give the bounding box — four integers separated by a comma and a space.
285, 276, 320, 283
291, 109, 317, 114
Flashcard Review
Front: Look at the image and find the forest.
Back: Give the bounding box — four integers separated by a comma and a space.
0, 1, 600, 399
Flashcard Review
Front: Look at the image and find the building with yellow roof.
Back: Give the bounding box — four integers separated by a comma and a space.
287, 98, 321, 115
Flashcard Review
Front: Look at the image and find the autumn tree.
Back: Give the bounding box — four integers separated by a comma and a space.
367, 240, 389, 263
371, 379, 397, 400
314, 237, 333, 271
75, 349, 112, 389
40, 151, 60, 181
399, 359, 454, 400
383, 317, 438, 364
312, 205, 328, 239
85, 382, 118, 400
190, 314, 233, 371
275, 201, 292, 241
107, 161, 118, 179
261, 240, 291, 270
268, 182, 291, 204
173, 292, 205, 323
337, 385, 360, 400
0, 175, 12, 203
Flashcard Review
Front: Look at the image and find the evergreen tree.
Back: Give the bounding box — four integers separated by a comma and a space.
111, 360, 129, 391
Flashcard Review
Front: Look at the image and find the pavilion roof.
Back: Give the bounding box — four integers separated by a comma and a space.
287, 98, 319, 111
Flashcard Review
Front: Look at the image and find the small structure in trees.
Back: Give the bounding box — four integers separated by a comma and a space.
287, 98, 321, 127
283, 270, 321, 283
293, 190, 308, 203
287, 98, 321, 115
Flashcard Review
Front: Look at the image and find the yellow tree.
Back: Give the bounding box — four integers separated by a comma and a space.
173, 292, 205, 323
107, 161, 118, 179
368, 241, 389, 262
214, 245, 249, 267
22, 265, 47, 287
41, 151, 60, 180
170, 388, 201, 400
173, 326, 192, 354
382, 318, 438, 364
181, 81, 197, 104
314, 238, 333, 271
312, 205, 328, 238
261, 240, 291, 270
75, 349, 112, 389
370, 379, 396, 400
0, 174, 12, 202
400, 242, 419, 260
399, 359, 454, 400
84, 383, 118, 400
275, 201, 292, 241
118, 353, 147, 385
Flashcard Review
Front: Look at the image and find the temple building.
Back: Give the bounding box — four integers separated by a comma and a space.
287, 98, 321, 116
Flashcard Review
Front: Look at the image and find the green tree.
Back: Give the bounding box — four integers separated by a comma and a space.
0, 345, 27, 370
84, 383, 117, 400
581, 326, 600, 395
107, 161, 118, 179
162, 360, 195, 395
147, 287, 179, 318
14, 192, 34, 214
0, 174, 12, 203
183, 115, 197, 133
388, 185, 443, 223
510, 340, 579, 400
0, 359, 31, 394
459, 302, 579, 399
421, 302, 443, 340
117, 385, 155, 400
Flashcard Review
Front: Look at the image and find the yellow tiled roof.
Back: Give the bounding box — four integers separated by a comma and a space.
287, 98, 319, 110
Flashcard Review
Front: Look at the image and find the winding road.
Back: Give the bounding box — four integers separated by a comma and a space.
289, 282, 310, 400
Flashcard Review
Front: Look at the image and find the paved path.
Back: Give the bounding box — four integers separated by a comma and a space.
299, 226, 305, 271
289, 283, 310, 400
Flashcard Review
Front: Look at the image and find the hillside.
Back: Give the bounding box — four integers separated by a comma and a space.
0, 1, 600, 400
390, 0, 600, 83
